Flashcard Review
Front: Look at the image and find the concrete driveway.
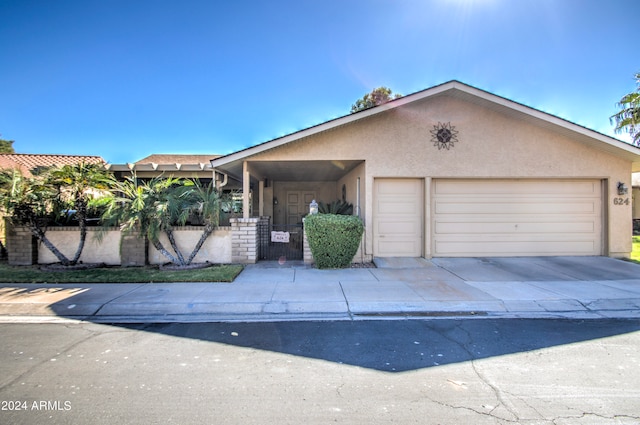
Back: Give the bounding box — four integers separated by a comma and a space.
429, 256, 640, 282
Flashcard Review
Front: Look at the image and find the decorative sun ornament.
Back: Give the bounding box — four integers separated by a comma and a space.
430, 122, 459, 150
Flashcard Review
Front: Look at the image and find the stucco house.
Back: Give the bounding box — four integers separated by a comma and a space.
210, 80, 640, 262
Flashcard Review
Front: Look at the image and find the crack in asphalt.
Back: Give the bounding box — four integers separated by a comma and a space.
406, 321, 520, 423
452, 322, 521, 423
552, 412, 640, 424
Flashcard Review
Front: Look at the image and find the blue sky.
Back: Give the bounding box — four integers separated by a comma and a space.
1, 0, 638, 164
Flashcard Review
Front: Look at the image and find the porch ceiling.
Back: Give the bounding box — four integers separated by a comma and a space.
230, 160, 363, 181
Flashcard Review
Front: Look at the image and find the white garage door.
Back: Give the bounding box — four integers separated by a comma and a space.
373, 178, 423, 257
432, 179, 602, 257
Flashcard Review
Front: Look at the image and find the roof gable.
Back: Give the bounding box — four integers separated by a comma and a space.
211, 80, 640, 171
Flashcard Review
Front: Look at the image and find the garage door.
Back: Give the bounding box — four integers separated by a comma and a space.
432, 179, 602, 256
373, 178, 423, 257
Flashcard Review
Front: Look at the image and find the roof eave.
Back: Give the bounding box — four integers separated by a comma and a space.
209, 80, 640, 169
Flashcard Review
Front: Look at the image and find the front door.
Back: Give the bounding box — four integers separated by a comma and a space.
286, 191, 316, 225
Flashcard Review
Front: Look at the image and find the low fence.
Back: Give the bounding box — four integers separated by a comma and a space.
5, 220, 242, 266
36, 226, 233, 265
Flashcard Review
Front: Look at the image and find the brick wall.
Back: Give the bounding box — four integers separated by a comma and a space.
120, 232, 147, 266
230, 218, 259, 264
5, 221, 37, 265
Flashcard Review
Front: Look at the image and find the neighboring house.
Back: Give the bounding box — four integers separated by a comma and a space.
107, 154, 243, 225
210, 80, 640, 260
0, 153, 107, 249
107, 153, 239, 185
0, 153, 105, 177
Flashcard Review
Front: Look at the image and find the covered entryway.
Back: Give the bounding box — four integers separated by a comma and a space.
432, 179, 603, 256
373, 178, 424, 257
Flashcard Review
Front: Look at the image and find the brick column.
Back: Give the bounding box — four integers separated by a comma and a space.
5, 220, 38, 265
120, 232, 147, 266
231, 218, 259, 264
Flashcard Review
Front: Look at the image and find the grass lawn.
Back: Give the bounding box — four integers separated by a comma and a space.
0, 262, 244, 284
631, 236, 640, 263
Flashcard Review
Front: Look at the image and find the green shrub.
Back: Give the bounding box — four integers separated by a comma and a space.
305, 214, 364, 269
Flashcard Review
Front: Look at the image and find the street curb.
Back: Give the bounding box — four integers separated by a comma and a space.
1, 309, 639, 324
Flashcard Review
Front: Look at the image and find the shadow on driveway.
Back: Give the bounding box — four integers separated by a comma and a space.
113, 318, 640, 373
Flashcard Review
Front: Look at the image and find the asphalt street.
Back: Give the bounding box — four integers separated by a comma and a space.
1, 319, 639, 424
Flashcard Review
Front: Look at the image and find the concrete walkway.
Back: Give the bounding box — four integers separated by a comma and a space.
1, 256, 640, 323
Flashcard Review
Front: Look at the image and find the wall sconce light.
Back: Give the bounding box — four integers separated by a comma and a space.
273, 197, 278, 206
309, 199, 318, 215
617, 182, 628, 196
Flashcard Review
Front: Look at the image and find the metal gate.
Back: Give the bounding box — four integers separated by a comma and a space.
258, 221, 303, 261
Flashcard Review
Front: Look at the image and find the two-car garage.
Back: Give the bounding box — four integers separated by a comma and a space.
374, 178, 603, 258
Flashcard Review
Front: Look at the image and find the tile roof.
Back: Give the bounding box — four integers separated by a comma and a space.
135, 154, 221, 165
0, 154, 105, 177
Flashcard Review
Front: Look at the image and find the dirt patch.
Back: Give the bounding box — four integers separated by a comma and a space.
40, 262, 106, 271
158, 262, 215, 271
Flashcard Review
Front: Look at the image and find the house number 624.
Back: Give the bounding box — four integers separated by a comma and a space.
613, 197, 630, 206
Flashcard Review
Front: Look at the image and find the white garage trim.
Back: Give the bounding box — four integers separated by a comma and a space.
432, 179, 603, 257
373, 178, 424, 257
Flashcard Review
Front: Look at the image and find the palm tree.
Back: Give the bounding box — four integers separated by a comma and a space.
611, 72, 640, 146
180, 179, 221, 265
100, 175, 220, 266
46, 162, 111, 264
0, 164, 112, 266
100, 174, 184, 265
0, 169, 71, 264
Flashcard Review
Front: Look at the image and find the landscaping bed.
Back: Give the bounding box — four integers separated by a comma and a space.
0, 262, 243, 283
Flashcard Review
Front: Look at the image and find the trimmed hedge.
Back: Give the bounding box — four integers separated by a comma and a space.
305, 214, 364, 269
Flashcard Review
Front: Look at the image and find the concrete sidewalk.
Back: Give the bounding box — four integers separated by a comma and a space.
1, 256, 640, 323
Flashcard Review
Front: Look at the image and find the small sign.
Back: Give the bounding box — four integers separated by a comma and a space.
271, 231, 290, 243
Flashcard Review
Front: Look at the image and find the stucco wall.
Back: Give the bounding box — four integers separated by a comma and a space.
148, 227, 232, 264
38, 228, 121, 265
249, 94, 633, 257
337, 162, 366, 220
36, 227, 233, 265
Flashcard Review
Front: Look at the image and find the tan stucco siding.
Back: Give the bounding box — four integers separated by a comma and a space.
248, 94, 633, 257
38, 228, 121, 265
148, 228, 232, 264
337, 162, 366, 218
